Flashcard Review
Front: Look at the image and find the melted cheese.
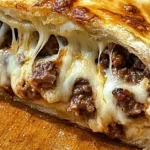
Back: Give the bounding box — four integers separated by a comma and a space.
0, 9, 149, 139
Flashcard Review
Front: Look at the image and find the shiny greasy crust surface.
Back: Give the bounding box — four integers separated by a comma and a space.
1, 0, 150, 37
1, 0, 150, 67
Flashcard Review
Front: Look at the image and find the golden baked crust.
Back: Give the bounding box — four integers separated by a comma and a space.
1, 0, 150, 33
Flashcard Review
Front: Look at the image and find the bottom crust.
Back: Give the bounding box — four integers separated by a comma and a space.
0, 88, 148, 150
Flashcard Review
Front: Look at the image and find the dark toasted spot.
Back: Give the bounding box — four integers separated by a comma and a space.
102, 5, 150, 32
122, 15, 150, 32
121, 7, 150, 32
124, 5, 139, 14
72, 7, 96, 22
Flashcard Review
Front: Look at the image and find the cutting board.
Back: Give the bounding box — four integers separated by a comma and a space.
0, 98, 140, 150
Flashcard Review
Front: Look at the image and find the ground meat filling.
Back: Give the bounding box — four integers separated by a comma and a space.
38, 35, 59, 57
99, 44, 150, 83
17, 81, 41, 100
112, 88, 145, 118
30, 61, 58, 89
107, 122, 125, 139
68, 79, 95, 116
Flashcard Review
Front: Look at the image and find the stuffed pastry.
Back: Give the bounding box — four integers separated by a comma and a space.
0, 0, 150, 149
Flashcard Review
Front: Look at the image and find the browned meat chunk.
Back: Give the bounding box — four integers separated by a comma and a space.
107, 122, 125, 139
112, 47, 126, 68
17, 81, 41, 100
68, 78, 95, 116
31, 61, 58, 89
98, 44, 150, 84
99, 53, 109, 71
112, 88, 145, 118
115, 68, 149, 83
